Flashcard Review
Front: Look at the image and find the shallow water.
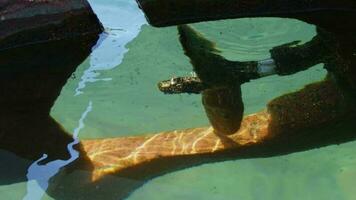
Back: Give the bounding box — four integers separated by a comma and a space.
1, 0, 356, 200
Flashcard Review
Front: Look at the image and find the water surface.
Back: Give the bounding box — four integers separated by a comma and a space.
1, 1, 356, 200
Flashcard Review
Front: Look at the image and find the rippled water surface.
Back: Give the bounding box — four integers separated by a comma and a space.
1, 0, 356, 200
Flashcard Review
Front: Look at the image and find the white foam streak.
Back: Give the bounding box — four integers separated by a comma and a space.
23, 101, 93, 200
75, 0, 147, 96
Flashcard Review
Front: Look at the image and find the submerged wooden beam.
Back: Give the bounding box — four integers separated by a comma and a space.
81, 112, 269, 182
83, 78, 356, 181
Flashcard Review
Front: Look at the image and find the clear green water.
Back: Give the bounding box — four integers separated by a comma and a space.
1, 0, 356, 199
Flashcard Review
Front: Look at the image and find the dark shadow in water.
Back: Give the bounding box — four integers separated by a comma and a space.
0, 0, 102, 187
1, 1, 356, 200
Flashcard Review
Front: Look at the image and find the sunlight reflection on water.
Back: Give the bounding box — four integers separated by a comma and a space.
75, 0, 147, 95
23, 102, 93, 200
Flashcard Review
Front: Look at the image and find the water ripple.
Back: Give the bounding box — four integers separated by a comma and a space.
192, 18, 316, 61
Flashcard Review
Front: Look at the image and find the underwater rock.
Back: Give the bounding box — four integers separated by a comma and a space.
0, 0, 103, 50
0, 0, 103, 117
0, 0, 102, 184
136, 0, 356, 33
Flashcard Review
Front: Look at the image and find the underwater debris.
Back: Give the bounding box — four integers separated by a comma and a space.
158, 76, 206, 94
